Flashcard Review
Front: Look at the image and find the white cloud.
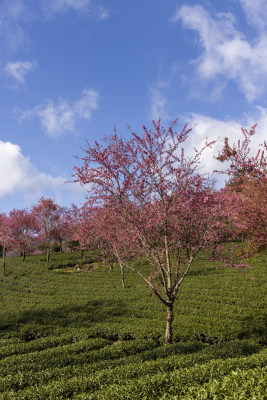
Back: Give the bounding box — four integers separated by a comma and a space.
4, 60, 35, 84
182, 108, 267, 185
149, 87, 169, 121
0, 0, 31, 52
172, 4, 267, 102
41, 0, 109, 20
0, 140, 88, 209
97, 7, 109, 21
42, 0, 91, 16
73, 89, 99, 119
20, 89, 99, 137
239, 0, 267, 30
0, 140, 64, 198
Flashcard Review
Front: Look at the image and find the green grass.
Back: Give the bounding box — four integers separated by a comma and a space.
0, 250, 266, 399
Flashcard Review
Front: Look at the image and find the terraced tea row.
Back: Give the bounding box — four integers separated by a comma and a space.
0, 348, 265, 399
0, 252, 266, 399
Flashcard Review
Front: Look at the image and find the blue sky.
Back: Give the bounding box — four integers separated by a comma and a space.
1, 0, 267, 213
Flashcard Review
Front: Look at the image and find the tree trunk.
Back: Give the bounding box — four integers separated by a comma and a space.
212, 244, 217, 259
119, 261, 125, 288
22, 248, 26, 262
165, 302, 174, 344
2, 247, 6, 277
46, 246, 50, 266
81, 249, 85, 262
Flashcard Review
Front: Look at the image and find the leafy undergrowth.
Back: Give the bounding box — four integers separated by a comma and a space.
0, 250, 266, 399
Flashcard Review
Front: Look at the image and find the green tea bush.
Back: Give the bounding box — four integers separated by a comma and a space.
176, 366, 267, 399
0, 250, 265, 399
71, 351, 267, 400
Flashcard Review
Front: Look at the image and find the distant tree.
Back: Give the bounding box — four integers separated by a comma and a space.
68, 204, 92, 260
36, 243, 47, 254
74, 120, 241, 344
9, 208, 38, 261
217, 124, 267, 255
32, 198, 61, 266
52, 206, 70, 252
66, 240, 80, 252
92, 204, 138, 288
236, 177, 267, 255
0, 213, 12, 276
216, 124, 266, 185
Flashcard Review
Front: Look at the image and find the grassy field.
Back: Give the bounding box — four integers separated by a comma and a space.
0, 250, 266, 399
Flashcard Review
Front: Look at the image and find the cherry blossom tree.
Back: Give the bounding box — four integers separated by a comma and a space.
0, 213, 12, 276
9, 208, 38, 261
32, 198, 61, 266
52, 206, 70, 252
216, 124, 266, 185
237, 178, 267, 254
217, 124, 267, 255
91, 204, 139, 288
74, 119, 240, 344
68, 204, 93, 259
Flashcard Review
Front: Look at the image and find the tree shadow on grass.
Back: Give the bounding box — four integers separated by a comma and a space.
0, 299, 131, 338
187, 265, 218, 276
238, 313, 267, 344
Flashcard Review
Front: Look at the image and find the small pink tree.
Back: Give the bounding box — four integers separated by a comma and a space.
0, 213, 12, 276
236, 178, 267, 254
216, 124, 266, 185
74, 120, 240, 344
217, 124, 267, 255
68, 204, 93, 259
92, 204, 139, 288
52, 206, 70, 252
9, 208, 38, 261
32, 197, 61, 266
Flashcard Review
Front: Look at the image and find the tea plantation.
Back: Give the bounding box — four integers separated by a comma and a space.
0, 251, 266, 399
